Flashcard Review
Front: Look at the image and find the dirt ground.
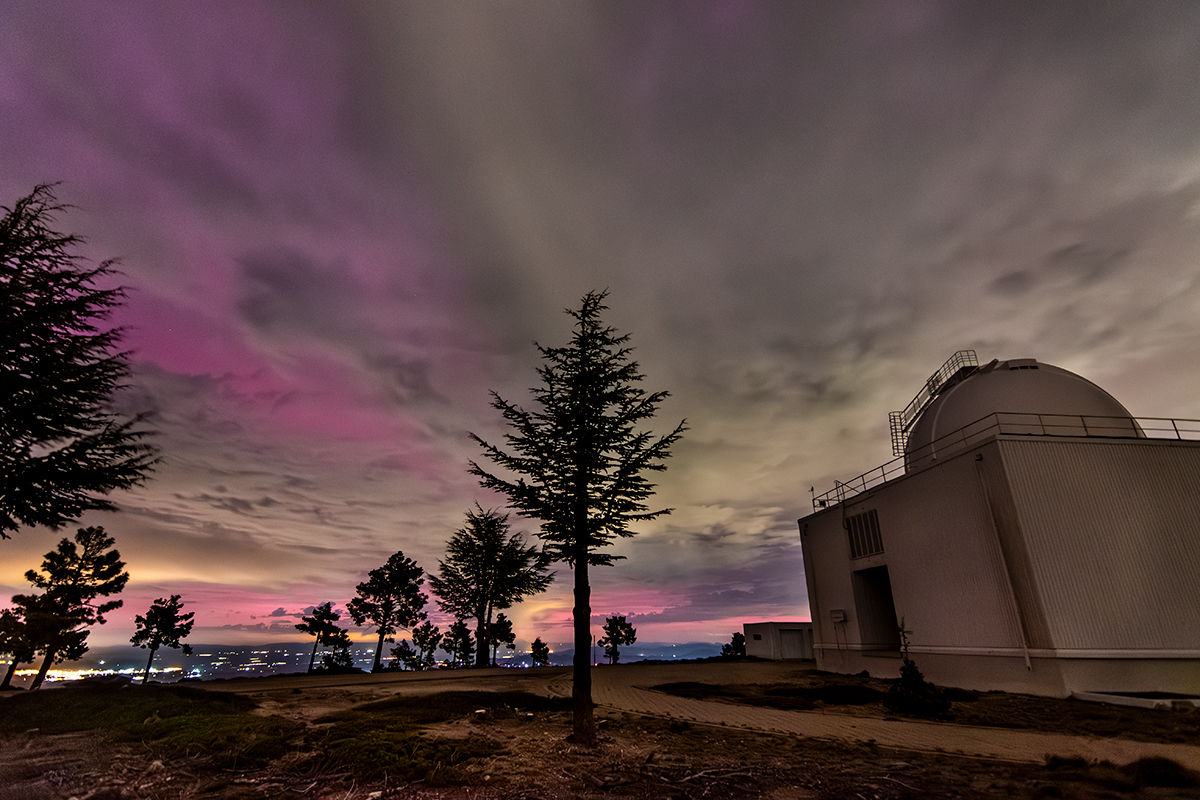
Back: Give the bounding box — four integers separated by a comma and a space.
3, 665, 1199, 800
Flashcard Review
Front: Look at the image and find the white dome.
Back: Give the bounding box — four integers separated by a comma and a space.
904, 358, 1139, 468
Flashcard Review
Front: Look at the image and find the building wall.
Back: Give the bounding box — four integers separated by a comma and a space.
800, 435, 1200, 696
997, 437, 1200, 653
801, 439, 1026, 683
743, 622, 814, 660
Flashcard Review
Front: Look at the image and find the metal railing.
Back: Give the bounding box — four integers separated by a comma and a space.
889, 350, 979, 456
811, 414, 1200, 510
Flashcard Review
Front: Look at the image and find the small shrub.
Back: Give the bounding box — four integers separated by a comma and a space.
940, 686, 978, 702
882, 619, 951, 719
1122, 756, 1200, 788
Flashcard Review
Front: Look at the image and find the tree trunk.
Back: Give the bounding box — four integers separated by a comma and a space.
372, 631, 385, 673
474, 606, 489, 668
487, 602, 495, 666
307, 638, 319, 673
572, 547, 596, 745
142, 645, 158, 684
30, 647, 56, 690
1, 657, 19, 689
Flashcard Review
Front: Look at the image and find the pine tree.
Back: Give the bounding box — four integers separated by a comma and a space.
598, 615, 637, 664
883, 619, 950, 718
6, 593, 88, 689
408, 620, 443, 670
429, 506, 552, 668
470, 290, 684, 743
15, 526, 128, 689
446, 618, 474, 667
295, 603, 347, 673
488, 612, 516, 665
1, 185, 158, 537
346, 551, 427, 673
0, 608, 34, 689
721, 631, 746, 658
130, 595, 195, 684
530, 637, 551, 668
319, 629, 354, 672
392, 619, 444, 671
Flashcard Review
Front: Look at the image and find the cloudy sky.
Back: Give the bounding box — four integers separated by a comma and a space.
4, 2, 1200, 649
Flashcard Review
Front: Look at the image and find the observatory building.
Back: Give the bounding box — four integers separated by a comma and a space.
798, 352, 1200, 698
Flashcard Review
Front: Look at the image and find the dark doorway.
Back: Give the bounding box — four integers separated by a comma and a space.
852, 565, 900, 651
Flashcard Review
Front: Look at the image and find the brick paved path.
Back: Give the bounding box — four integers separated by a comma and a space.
547, 662, 1200, 770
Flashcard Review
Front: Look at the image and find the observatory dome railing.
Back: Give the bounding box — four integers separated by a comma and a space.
811, 413, 1200, 510
889, 349, 979, 456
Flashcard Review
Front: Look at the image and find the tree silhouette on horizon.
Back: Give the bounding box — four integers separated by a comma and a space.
347, 551, 427, 673
470, 290, 685, 744
599, 615, 637, 664
530, 636, 551, 668
295, 602, 347, 673
16, 526, 128, 689
488, 612, 516, 665
130, 594, 194, 684
429, 505, 552, 668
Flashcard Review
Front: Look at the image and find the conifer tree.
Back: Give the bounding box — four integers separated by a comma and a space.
413, 620, 444, 670
1, 185, 158, 537
470, 290, 684, 744
346, 551, 427, 673
5, 593, 89, 689
392, 619, 442, 671
295, 602, 347, 673
598, 615, 637, 664
530, 637, 551, 668
0, 608, 34, 689
430, 506, 552, 668
721, 631, 746, 658
446, 618, 474, 667
130, 595, 195, 684
15, 526, 128, 689
488, 612, 516, 665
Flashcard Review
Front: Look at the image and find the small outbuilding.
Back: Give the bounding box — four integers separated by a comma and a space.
743, 622, 814, 660
799, 352, 1200, 697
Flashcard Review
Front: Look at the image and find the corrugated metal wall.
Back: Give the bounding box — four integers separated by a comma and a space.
880, 448, 1028, 651
998, 438, 1200, 651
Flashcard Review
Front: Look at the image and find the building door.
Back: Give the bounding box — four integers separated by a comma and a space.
852, 566, 900, 650
779, 628, 813, 660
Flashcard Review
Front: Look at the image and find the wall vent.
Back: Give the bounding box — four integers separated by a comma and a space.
846, 509, 884, 559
